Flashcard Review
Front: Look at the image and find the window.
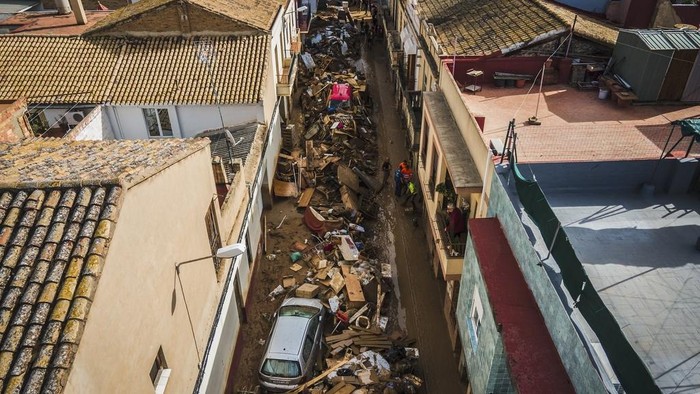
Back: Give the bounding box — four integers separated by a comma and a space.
428, 145, 438, 196
261, 359, 301, 378
142, 108, 173, 137
420, 119, 429, 166
205, 200, 222, 277
150, 347, 171, 393
467, 286, 483, 351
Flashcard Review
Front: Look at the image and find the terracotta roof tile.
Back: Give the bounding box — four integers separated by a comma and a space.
0, 138, 212, 392
0, 35, 269, 105
87, 0, 282, 34
0, 138, 209, 188
535, 0, 618, 46
419, 0, 567, 56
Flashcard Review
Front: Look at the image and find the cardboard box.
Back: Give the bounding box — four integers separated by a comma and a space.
296, 283, 321, 298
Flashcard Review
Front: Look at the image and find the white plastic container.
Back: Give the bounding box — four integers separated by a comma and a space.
598, 88, 609, 100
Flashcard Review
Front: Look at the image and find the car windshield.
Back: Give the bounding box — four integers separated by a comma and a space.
261, 359, 301, 378
279, 305, 318, 319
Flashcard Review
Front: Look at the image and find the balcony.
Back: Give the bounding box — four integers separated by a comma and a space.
276, 53, 298, 97
429, 215, 465, 282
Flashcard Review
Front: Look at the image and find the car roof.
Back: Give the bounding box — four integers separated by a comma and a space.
281, 297, 324, 309
266, 316, 311, 358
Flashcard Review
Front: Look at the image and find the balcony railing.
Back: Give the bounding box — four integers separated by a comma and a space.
277, 54, 298, 85
436, 214, 466, 258
276, 54, 298, 96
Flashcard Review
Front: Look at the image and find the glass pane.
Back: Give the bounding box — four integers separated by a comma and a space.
302, 336, 313, 361
261, 359, 301, 378
157, 109, 173, 136
279, 305, 318, 318
142, 108, 159, 137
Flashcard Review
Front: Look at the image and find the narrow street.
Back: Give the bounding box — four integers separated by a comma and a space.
227, 10, 465, 393
364, 36, 466, 394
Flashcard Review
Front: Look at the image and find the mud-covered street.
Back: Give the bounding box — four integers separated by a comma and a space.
226, 8, 465, 393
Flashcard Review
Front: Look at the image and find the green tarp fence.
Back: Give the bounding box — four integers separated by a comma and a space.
512, 162, 661, 394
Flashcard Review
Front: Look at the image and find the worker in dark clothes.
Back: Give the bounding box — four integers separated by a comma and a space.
445, 203, 466, 255
382, 157, 391, 184
394, 168, 403, 197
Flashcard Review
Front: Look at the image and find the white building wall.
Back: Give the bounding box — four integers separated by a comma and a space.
177, 105, 265, 136
105, 104, 264, 140
65, 106, 116, 141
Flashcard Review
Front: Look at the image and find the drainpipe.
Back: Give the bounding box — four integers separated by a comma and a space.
68, 0, 87, 25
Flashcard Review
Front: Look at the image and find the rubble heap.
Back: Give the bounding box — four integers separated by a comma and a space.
265, 10, 424, 394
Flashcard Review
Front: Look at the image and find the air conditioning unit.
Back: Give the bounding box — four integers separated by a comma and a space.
65, 111, 85, 126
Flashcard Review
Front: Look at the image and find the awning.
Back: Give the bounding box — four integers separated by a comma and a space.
423, 92, 482, 192
400, 26, 417, 55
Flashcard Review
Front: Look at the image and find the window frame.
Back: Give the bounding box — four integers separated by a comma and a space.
142, 108, 173, 138
150, 346, 170, 392
204, 199, 223, 278
467, 286, 483, 351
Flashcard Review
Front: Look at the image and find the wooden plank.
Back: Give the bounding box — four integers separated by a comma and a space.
337, 165, 360, 192
306, 140, 315, 169
325, 382, 347, 394
297, 187, 315, 208
286, 355, 352, 393
340, 185, 359, 211
336, 385, 356, 394
330, 339, 354, 349
344, 272, 365, 303
316, 266, 331, 280
330, 271, 345, 294
273, 178, 298, 197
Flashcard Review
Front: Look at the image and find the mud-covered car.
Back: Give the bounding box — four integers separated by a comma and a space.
258, 297, 326, 392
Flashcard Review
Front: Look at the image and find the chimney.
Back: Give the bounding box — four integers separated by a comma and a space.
68, 0, 87, 25
55, 0, 71, 14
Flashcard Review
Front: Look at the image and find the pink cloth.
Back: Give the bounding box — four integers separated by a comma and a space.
330, 84, 352, 101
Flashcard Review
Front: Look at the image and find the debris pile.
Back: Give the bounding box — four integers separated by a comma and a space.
265, 9, 423, 394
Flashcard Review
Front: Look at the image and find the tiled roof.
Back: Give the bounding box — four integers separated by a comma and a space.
0, 11, 112, 36
418, 0, 567, 56
0, 35, 269, 105
0, 185, 122, 393
87, 0, 282, 34
0, 138, 211, 188
536, 0, 619, 47
0, 137, 209, 392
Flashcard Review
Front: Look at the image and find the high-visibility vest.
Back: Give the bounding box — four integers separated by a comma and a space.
408, 182, 416, 194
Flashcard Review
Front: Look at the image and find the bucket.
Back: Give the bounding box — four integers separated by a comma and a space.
598, 88, 609, 100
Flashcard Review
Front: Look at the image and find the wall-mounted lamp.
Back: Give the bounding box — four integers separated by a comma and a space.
173, 243, 247, 368
175, 243, 247, 274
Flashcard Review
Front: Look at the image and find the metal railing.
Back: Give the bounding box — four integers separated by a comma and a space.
277, 54, 298, 85
436, 214, 467, 258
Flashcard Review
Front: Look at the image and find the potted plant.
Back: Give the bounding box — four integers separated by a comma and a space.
435, 182, 457, 205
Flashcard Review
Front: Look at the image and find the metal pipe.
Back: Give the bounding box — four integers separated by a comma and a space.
565, 15, 577, 58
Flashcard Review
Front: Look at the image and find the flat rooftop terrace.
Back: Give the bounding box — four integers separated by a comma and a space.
545, 189, 700, 392
461, 84, 700, 163
0, 11, 109, 35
